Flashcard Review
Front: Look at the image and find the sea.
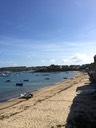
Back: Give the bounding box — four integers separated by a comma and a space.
0, 71, 76, 102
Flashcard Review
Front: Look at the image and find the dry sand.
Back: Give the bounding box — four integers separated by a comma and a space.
0, 71, 93, 128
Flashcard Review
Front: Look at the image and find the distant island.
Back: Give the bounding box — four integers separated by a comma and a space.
0, 63, 93, 72
1, 54, 96, 72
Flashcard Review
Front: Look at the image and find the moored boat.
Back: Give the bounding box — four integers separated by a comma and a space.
19, 92, 33, 99
5, 80, 11, 82
16, 83, 23, 86
63, 77, 67, 79
23, 79, 29, 82
45, 78, 50, 80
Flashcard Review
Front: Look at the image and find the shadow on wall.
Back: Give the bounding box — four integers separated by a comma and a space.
65, 83, 96, 128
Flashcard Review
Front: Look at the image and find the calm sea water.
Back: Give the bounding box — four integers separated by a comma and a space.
0, 71, 75, 102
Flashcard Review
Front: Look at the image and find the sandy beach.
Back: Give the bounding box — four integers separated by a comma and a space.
0, 71, 94, 128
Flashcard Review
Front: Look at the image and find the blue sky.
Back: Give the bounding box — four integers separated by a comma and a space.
0, 0, 96, 67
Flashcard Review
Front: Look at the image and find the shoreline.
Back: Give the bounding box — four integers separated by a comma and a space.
0, 71, 77, 110
0, 71, 89, 128
0, 71, 75, 103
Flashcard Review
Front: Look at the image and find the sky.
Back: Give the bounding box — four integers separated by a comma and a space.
0, 0, 96, 67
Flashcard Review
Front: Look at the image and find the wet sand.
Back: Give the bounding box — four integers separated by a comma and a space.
0, 72, 90, 128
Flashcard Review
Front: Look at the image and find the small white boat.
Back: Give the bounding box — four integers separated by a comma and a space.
19, 92, 33, 99
0, 72, 10, 77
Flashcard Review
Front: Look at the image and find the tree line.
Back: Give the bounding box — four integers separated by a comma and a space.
0, 64, 86, 72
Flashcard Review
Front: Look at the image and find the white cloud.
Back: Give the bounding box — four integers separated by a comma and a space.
0, 36, 96, 67
0, 61, 19, 67
62, 53, 93, 65
41, 59, 56, 65
26, 54, 35, 59
41, 60, 46, 63
49, 59, 56, 63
